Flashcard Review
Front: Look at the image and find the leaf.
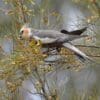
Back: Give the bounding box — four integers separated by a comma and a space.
28, 0, 35, 5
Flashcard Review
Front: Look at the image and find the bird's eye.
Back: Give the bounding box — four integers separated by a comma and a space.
21, 30, 24, 34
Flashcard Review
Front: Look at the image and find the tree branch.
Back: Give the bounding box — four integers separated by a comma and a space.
93, 0, 100, 15
61, 54, 100, 57
75, 44, 100, 48
18, 0, 27, 23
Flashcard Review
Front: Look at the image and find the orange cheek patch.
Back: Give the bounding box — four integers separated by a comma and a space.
22, 29, 30, 39
24, 29, 29, 33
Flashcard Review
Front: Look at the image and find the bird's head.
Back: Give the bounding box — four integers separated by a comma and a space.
19, 24, 32, 40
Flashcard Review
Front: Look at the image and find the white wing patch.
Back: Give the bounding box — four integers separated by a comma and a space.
33, 36, 57, 44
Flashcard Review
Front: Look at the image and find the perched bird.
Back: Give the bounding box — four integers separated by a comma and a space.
19, 25, 92, 61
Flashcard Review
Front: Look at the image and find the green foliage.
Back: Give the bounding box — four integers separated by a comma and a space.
0, 2, 62, 99
0, 36, 47, 99
3, 0, 35, 23
72, 0, 100, 23
0, 0, 99, 100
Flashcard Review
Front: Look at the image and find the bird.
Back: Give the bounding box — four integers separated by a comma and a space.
19, 24, 92, 62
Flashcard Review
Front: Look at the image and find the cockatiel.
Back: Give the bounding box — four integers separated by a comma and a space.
19, 24, 92, 61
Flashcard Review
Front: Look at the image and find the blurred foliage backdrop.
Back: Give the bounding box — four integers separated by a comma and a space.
0, 0, 100, 100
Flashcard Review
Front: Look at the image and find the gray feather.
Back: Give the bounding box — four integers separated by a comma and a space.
61, 27, 87, 35
31, 29, 87, 44
62, 42, 92, 61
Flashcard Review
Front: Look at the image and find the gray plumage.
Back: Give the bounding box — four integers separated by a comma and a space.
63, 42, 92, 61
31, 29, 87, 44
20, 26, 92, 62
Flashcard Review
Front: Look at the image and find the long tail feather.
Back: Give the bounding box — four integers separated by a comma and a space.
62, 42, 92, 62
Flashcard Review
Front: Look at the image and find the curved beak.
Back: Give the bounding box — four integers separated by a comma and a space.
19, 35, 23, 40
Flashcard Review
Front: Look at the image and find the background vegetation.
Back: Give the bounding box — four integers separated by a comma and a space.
0, 0, 100, 100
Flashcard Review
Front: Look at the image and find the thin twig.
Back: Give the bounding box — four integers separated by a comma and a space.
61, 54, 100, 58
93, 1, 100, 16
35, 68, 49, 100
75, 44, 100, 48
23, 87, 44, 97
18, 0, 27, 23
43, 72, 52, 96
